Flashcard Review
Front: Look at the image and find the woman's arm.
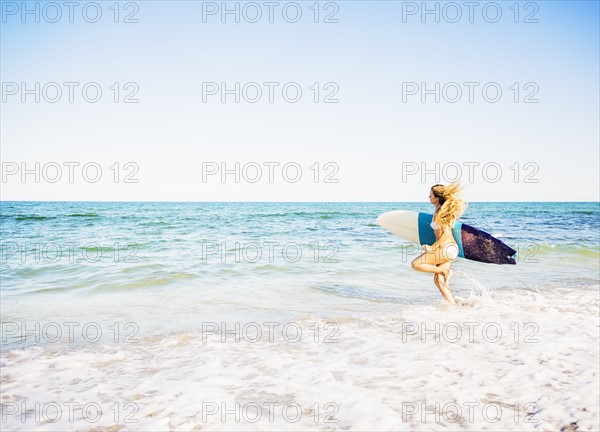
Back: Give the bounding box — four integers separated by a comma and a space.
424, 226, 453, 251
422, 242, 440, 252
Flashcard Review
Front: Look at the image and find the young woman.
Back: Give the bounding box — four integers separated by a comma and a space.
411, 182, 467, 304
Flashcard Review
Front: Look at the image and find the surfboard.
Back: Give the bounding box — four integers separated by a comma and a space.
376, 210, 517, 265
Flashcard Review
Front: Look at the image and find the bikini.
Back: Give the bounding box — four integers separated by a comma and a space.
430, 217, 459, 260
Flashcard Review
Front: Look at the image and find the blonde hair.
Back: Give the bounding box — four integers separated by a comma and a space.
431, 182, 467, 228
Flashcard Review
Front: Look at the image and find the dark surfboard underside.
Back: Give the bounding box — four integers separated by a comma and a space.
416, 212, 517, 265
461, 223, 517, 265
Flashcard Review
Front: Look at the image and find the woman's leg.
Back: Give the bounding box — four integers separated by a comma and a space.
433, 272, 445, 293
411, 251, 448, 276
411, 252, 456, 304
434, 262, 455, 304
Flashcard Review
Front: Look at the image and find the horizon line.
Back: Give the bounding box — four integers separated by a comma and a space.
1, 200, 599, 204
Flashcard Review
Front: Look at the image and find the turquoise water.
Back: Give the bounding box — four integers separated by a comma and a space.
1, 201, 599, 347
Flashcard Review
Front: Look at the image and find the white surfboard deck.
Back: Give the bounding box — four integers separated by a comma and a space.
376, 210, 422, 244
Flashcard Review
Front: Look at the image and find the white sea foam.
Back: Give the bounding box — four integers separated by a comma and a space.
2, 287, 598, 431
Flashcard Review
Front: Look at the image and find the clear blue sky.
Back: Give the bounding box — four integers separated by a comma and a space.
1, 1, 598, 201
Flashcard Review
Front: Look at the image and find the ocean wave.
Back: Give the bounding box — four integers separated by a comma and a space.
13, 215, 57, 221
313, 284, 408, 304
66, 213, 99, 218
89, 271, 197, 293
136, 221, 172, 227
516, 244, 600, 258
5, 213, 100, 221
253, 211, 365, 218
570, 210, 599, 215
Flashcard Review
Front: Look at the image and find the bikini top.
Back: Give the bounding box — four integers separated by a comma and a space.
430, 216, 440, 230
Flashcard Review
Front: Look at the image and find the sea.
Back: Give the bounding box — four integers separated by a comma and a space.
1, 201, 599, 431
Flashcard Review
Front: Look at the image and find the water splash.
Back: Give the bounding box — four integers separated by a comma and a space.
454, 269, 494, 303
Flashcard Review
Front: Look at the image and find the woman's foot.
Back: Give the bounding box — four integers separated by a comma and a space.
434, 274, 455, 304
440, 285, 456, 305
